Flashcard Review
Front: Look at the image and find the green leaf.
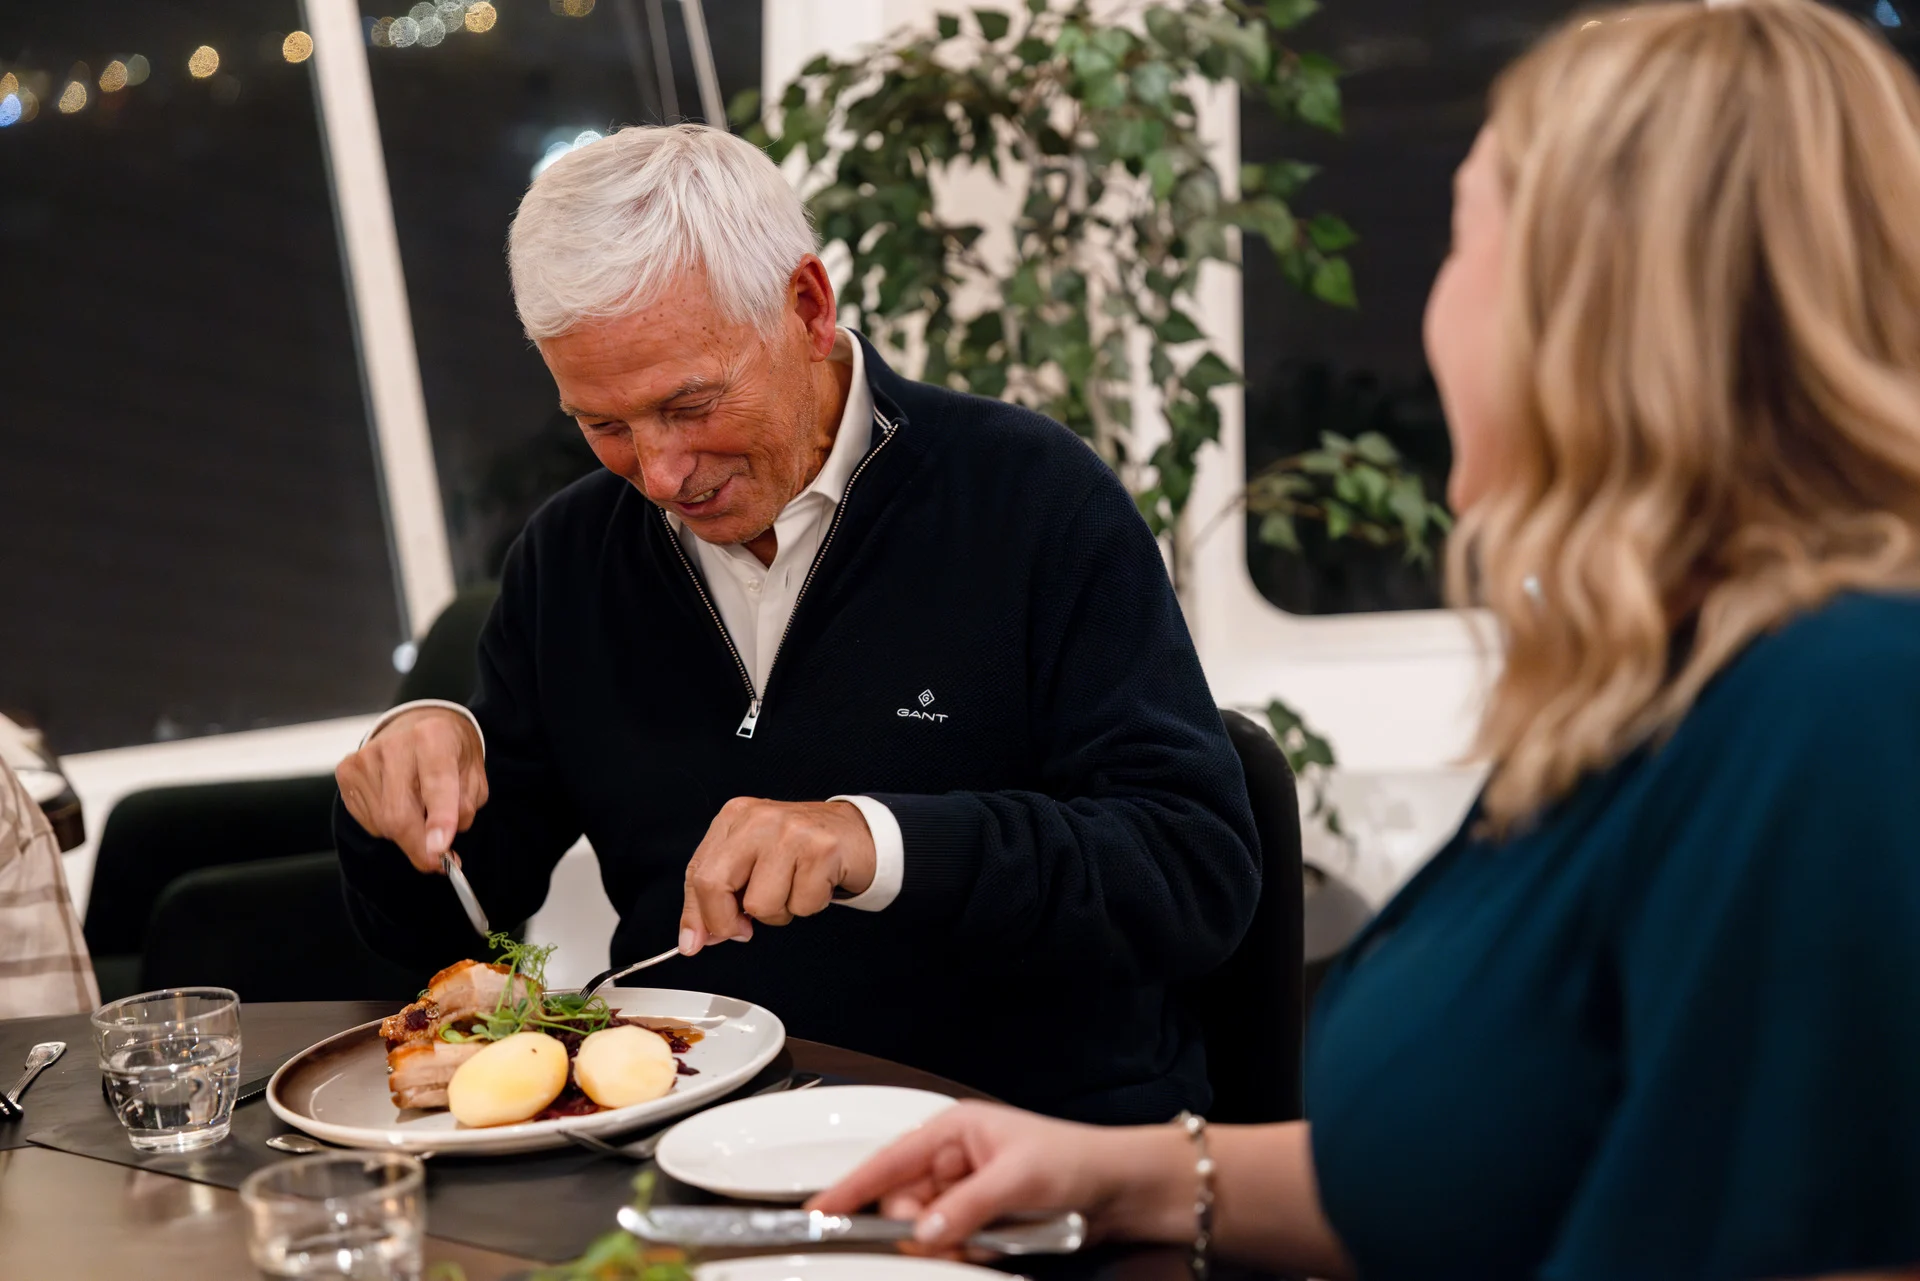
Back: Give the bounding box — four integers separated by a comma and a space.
1264, 698, 1305, 739
801, 54, 834, 76
1006, 261, 1045, 308
1131, 60, 1176, 109
974, 8, 1012, 40
1258, 511, 1301, 553
1325, 503, 1353, 540
937, 12, 961, 39
1183, 350, 1239, 395
1294, 57, 1343, 131
1145, 149, 1178, 200
1353, 431, 1397, 466
1311, 256, 1357, 308
1091, 27, 1132, 59
1307, 212, 1358, 253
1265, 0, 1321, 28
1143, 7, 1188, 53
1390, 474, 1430, 537
1264, 159, 1321, 195
1015, 35, 1051, 62
1155, 308, 1205, 344
725, 86, 761, 127
1029, 0, 1049, 11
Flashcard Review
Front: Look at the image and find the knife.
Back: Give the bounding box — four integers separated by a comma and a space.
102, 1066, 280, 1108
441, 851, 491, 936
617, 1206, 1086, 1256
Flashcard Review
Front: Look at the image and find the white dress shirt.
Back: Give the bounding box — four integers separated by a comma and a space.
369, 327, 905, 911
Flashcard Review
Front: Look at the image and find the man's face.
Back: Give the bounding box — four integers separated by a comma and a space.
539, 265, 833, 547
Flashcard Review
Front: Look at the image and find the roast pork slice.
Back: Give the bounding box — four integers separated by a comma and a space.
380, 998, 441, 1051
424, 959, 541, 1031
387, 1038, 485, 1110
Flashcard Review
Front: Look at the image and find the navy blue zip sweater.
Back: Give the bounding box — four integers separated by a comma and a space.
337, 335, 1261, 1123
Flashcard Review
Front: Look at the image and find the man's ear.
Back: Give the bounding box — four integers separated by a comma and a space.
790, 255, 839, 360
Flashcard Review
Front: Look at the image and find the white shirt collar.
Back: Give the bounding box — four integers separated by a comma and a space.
794, 327, 873, 511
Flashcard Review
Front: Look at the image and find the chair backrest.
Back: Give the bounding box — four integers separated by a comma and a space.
393, 583, 501, 706
1189, 709, 1306, 1124
83, 773, 341, 958
140, 851, 425, 1002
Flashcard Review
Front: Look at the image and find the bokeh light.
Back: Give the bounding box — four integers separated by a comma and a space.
465, 2, 498, 32
438, 0, 470, 23
17, 87, 38, 122
417, 15, 448, 46
552, 0, 596, 15
57, 80, 87, 114
283, 31, 314, 63
370, 17, 395, 47
99, 60, 128, 92
188, 46, 220, 79
125, 55, 150, 86
390, 16, 421, 47
0, 96, 20, 128
0, 74, 16, 99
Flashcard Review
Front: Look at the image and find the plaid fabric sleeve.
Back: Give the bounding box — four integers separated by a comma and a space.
0, 765, 99, 1019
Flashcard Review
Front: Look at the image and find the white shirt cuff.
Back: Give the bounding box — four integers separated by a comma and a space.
829, 794, 904, 912
361, 699, 486, 758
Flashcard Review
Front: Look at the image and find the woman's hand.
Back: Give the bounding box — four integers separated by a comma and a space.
806, 1101, 1195, 1252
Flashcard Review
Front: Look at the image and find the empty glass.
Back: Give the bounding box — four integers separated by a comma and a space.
91, 986, 242, 1152
241, 1153, 426, 1280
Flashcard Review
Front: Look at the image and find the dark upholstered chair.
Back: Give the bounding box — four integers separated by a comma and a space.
84, 585, 501, 1002
1189, 709, 1307, 1125
138, 852, 424, 1002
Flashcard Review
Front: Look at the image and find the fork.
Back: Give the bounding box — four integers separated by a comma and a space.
566, 1072, 823, 1160
2, 1042, 64, 1123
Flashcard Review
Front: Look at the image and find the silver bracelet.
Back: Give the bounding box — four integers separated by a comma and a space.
1176, 1110, 1215, 1279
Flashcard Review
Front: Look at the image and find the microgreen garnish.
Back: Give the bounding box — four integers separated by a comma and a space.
436, 932, 617, 1044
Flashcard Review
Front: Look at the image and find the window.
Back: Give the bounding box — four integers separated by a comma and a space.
0, 1, 402, 751
358, 0, 764, 584
1241, 0, 1917, 616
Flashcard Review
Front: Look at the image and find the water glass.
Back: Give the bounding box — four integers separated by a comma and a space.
241, 1153, 426, 1280
91, 986, 242, 1153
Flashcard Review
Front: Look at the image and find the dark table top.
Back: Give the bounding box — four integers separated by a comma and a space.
0, 1000, 1198, 1279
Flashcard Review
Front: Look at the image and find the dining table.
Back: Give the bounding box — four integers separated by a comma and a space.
0, 1000, 1238, 1280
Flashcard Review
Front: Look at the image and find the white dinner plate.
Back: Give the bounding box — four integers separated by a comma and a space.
695, 1255, 1010, 1280
654, 1084, 957, 1201
265, 987, 785, 1156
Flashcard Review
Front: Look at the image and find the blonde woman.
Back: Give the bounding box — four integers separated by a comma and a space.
813, 2, 1920, 1276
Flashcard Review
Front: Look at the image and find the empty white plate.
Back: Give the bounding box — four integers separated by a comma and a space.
655, 1084, 958, 1200
695, 1255, 1008, 1280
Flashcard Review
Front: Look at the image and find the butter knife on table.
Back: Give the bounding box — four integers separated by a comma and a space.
617, 1206, 1087, 1256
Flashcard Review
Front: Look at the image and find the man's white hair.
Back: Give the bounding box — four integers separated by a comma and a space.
507, 124, 818, 340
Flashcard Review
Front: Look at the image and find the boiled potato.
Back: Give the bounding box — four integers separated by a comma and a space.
573, 1025, 678, 1109
446, 1032, 569, 1127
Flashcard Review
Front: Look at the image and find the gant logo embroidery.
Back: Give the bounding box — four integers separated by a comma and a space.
899, 689, 949, 722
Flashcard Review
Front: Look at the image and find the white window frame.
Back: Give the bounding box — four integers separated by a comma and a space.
303, 0, 456, 641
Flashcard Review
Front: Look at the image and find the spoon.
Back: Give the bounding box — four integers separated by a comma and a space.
578, 946, 682, 1002
3, 1042, 65, 1122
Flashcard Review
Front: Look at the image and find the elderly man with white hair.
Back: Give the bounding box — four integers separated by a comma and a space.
334, 124, 1259, 1122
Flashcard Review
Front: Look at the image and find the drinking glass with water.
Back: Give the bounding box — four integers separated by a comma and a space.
241, 1153, 425, 1280
91, 986, 241, 1153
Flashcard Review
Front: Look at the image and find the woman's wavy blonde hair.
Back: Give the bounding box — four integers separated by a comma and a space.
1460, 0, 1920, 832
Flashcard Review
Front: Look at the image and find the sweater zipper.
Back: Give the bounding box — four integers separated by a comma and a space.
660, 517, 761, 733
661, 409, 898, 740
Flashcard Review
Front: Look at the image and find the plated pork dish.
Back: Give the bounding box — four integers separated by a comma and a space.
381, 938, 699, 1127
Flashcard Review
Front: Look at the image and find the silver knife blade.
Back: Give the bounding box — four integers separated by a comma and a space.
616, 1206, 1086, 1256
441, 852, 491, 936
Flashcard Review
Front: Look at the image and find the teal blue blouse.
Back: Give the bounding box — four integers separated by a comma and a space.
1306, 593, 1920, 1280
